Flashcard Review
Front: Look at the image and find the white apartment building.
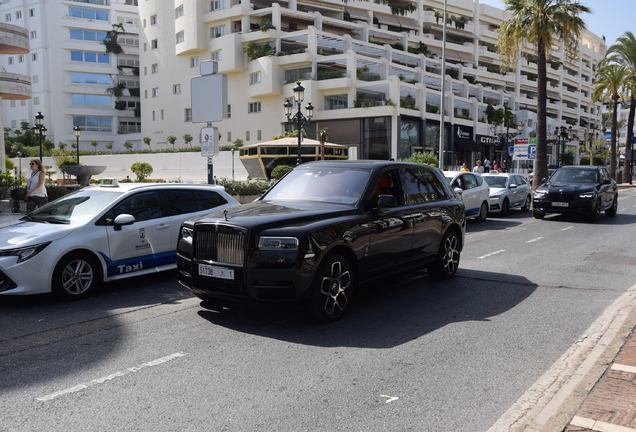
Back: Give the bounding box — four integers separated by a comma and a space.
0, 0, 141, 153
142, 0, 605, 167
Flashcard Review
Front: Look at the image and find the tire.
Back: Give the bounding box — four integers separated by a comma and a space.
476, 201, 488, 222
500, 199, 509, 217
52, 252, 103, 300
533, 211, 545, 219
310, 254, 355, 322
11, 203, 20, 213
428, 230, 460, 280
605, 195, 618, 216
521, 195, 531, 212
589, 200, 602, 222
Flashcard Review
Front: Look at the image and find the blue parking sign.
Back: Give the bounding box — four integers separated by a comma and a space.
528, 145, 536, 159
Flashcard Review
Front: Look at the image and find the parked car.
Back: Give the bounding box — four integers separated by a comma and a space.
527, 168, 556, 183
532, 166, 618, 221
443, 171, 490, 221
176, 161, 466, 322
0, 182, 239, 299
482, 172, 532, 215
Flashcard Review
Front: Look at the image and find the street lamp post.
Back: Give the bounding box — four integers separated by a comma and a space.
34, 112, 45, 161
489, 120, 524, 171
284, 82, 314, 166
74, 126, 81, 164
16, 151, 21, 184
556, 125, 573, 167
231, 147, 235, 180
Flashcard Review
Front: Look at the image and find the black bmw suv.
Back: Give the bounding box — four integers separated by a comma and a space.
176, 161, 466, 321
532, 165, 618, 221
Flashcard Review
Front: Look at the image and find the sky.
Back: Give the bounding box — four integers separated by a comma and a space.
477, 0, 635, 48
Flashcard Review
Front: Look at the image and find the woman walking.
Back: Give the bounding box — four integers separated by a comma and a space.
26, 159, 47, 212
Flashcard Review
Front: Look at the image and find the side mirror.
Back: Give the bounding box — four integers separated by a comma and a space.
509, 184, 517, 189
453, 187, 464, 197
377, 194, 397, 208
113, 213, 135, 231
541, 177, 547, 183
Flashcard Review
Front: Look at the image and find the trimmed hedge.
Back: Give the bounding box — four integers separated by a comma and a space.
215, 177, 272, 197
10, 186, 70, 202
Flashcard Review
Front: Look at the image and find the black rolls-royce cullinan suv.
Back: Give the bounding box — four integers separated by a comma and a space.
532, 165, 618, 221
176, 160, 466, 321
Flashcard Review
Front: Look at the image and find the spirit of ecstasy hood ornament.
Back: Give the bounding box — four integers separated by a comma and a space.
224, 209, 228, 221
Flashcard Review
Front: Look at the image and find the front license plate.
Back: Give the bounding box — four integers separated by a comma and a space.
199, 264, 234, 280
552, 202, 569, 207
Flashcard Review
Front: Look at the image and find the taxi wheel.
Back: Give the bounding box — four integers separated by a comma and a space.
310, 254, 355, 322
428, 230, 460, 280
476, 202, 488, 222
500, 199, 509, 216
52, 252, 103, 300
521, 195, 531, 212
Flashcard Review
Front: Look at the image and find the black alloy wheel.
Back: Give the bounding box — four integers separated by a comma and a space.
605, 195, 618, 216
428, 230, 460, 280
310, 254, 355, 322
52, 252, 103, 300
589, 199, 602, 222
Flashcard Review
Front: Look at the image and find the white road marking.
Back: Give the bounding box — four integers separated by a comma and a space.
526, 237, 543, 243
611, 363, 636, 374
477, 250, 506, 260
560, 226, 573, 231
381, 394, 399, 403
37, 352, 186, 401
620, 208, 628, 212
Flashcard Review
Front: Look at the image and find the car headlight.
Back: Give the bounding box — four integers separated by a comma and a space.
491, 195, 501, 200
258, 236, 299, 251
180, 226, 193, 243
534, 190, 546, 197
578, 192, 595, 199
0, 242, 51, 263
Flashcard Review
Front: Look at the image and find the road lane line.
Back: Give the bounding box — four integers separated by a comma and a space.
560, 226, 574, 231
37, 352, 186, 401
620, 208, 628, 212
526, 237, 543, 243
477, 250, 505, 260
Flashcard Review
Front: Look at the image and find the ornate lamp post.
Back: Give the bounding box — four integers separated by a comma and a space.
74, 125, 81, 164
284, 82, 314, 166
556, 125, 573, 167
34, 112, 45, 161
489, 120, 524, 170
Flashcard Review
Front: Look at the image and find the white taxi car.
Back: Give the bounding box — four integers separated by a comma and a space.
444, 171, 490, 221
0, 181, 239, 299
481, 172, 532, 216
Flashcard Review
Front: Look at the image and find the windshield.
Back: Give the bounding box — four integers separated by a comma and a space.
482, 176, 508, 188
265, 167, 372, 204
551, 169, 598, 184
26, 189, 124, 224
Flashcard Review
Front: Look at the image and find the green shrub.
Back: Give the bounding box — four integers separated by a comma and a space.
215, 177, 272, 197
401, 151, 439, 167
131, 162, 153, 181
271, 165, 293, 180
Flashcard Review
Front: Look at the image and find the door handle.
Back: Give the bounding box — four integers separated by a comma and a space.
156, 224, 170, 230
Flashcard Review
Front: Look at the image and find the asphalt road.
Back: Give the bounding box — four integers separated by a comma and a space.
2, 189, 636, 431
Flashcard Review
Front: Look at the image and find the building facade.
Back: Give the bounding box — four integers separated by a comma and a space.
138, 0, 606, 168
0, 0, 141, 153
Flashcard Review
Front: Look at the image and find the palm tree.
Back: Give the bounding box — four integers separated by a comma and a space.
605, 31, 636, 183
316, 128, 331, 160
592, 63, 628, 179
497, 0, 590, 189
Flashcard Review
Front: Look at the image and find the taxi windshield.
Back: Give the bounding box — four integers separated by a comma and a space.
265, 167, 371, 204
25, 189, 124, 224
482, 176, 508, 188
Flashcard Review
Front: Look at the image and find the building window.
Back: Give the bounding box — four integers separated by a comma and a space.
185, 108, 192, 122
70, 29, 107, 42
151, 39, 158, 49
227, 132, 231, 142
7, 57, 13, 65
15, 11, 22, 19
71, 51, 110, 64
173, 84, 181, 94
69, 7, 108, 21
18, 55, 23, 63
151, 63, 158, 73
176, 31, 185, 44
144, 42, 147, 51
150, 14, 157, 25
143, 66, 147, 75
152, 111, 155, 121
152, 88, 159, 98
73, 116, 112, 132
209, 0, 224, 11
257, 130, 262, 140
248, 102, 261, 113
32, 53, 37, 61
71, 73, 111, 85
30, 31, 36, 39
227, 104, 231, 118
72, 94, 111, 106
5, 14, 10, 22
249, 72, 261, 85
211, 50, 222, 61
144, 89, 148, 98
210, 25, 225, 38
143, 18, 146, 27
246, 131, 250, 141
175, 5, 183, 18
190, 56, 199, 68
161, 109, 164, 120
29, 9, 34, 17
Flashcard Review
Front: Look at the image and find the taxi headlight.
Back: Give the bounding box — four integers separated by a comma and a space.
258, 236, 299, 251
0, 242, 51, 263
491, 195, 501, 200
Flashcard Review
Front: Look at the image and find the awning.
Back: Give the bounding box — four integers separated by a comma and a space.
346, 8, 370, 21
455, 137, 481, 152
375, 13, 401, 27
396, 16, 420, 31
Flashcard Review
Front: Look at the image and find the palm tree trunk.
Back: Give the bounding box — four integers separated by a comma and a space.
623, 93, 635, 184
610, 96, 618, 179
533, 38, 548, 189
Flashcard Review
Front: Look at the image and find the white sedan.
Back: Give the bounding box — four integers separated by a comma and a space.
444, 171, 490, 221
0, 182, 239, 299
481, 172, 532, 215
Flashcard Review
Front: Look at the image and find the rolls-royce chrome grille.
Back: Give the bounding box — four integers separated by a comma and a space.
195, 229, 245, 266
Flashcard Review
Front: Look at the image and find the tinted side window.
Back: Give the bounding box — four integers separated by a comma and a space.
196, 190, 228, 211
402, 169, 429, 204
165, 189, 198, 216
108, 191, 162, 222
463, 174, 477, 189
473, 174, 483, 186
423, 170, 450, 200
